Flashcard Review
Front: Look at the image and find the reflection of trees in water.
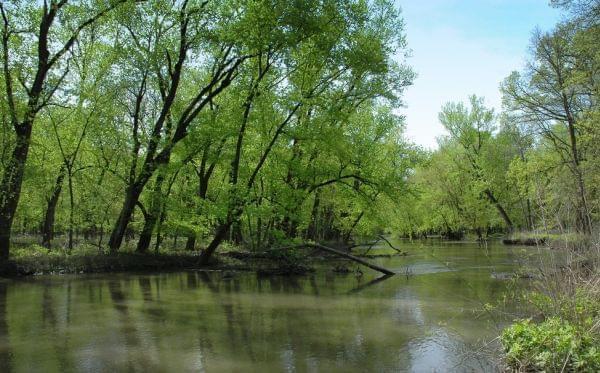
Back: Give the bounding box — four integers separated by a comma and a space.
182, 272, 404, 371
107, 278, 158, 372
0, 282, 12, 373
138, 277, 153, 302
138, 276, 165, 319
41, 280, 74, 372
197, 272, 258, 362
0, 263, 509, 371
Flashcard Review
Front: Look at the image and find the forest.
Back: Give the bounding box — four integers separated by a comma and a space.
0, 0, 416, 264
0, 0, 598, 371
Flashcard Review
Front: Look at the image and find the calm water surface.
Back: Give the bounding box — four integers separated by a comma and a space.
0, 241, 534, 372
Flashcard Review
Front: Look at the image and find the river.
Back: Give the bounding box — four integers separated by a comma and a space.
0, 240, 536, 372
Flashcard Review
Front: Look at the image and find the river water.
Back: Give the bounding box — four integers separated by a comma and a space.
0, 240, 534, 372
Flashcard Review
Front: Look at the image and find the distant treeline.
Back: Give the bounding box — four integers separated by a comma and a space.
395, 0, 600, 239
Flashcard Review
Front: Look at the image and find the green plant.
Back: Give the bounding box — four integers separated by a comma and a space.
502, 317, 599, 372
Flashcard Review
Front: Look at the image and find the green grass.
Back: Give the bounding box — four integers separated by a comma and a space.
4, 243, 245, 276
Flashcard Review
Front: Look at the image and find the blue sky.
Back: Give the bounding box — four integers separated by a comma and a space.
397, 0, 562, 148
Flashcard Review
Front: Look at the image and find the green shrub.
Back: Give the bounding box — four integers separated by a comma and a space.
502, 317, 600, 372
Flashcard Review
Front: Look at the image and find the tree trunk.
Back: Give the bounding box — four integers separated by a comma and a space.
526, 197, 533, 230
562, 86, 591, 234
306, 190, 321, 240
0, 125, 33, 261
108, 184, 143, 254
483, 189, 513, 230
136, 213, 157, 254
67, 168, 75, 253
136, 173, 166, 253
154, 205, 167, 253
574, 171, 592, 234
41, 163, 66, 249
185, 235, 196, 251
198, 221, 232, 265
343, 211, 364, 243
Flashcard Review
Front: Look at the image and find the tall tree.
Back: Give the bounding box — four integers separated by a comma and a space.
502, 27, 593, 233
0, 0, 134, 261
439, 96, 514, 230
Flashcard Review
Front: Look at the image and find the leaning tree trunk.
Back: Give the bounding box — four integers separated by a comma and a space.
198, 220, 233, 265
483, 189, 513, 230
108, 184, 143, 254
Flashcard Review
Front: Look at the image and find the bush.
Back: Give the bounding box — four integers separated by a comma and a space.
500, 236, 599, 371
502, 317, 599, 372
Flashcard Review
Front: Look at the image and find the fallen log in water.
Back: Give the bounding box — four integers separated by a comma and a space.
377, 235, 405, 254
348, 235, 406, 256
281, 243, 396, 276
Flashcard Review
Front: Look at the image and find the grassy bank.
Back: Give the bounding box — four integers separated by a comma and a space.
2, 245, 225, 277
1, 243, 316, 277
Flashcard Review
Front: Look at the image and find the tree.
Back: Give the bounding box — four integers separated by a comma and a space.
197, 0, 414, 264
439, 96, 515, 231
502, 26, 593, 233
0, 0, 136, 261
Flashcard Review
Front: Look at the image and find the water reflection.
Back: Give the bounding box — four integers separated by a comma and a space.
0, 282, 11, 373
0, 242, 529, 371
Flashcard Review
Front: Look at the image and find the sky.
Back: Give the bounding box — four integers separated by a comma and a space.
397, 0, 562, 149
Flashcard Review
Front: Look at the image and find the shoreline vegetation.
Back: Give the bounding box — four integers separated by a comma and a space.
500, 236, 599, 371
502, 231, 593, 248
1, 235, 409, 278
0, 231, 592, 278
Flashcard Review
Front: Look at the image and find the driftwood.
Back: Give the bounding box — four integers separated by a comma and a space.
282, 243, 395, 276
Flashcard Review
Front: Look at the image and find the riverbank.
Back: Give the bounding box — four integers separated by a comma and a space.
2, 242, 403, 278
0, 251, 235, 277
0, 243, 313, 277
502, 231, 590, 248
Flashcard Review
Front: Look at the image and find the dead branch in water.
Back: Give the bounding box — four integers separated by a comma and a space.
279, 243, 396, 276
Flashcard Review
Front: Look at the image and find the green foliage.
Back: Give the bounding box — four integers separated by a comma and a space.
395, 96, 521, 237
501, 240, 599, 372
0, 0, 416, 259
502, 317, 599, 372
395, 0, 600, 238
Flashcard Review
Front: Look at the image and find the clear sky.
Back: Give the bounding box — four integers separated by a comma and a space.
397, 0, 562, 149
